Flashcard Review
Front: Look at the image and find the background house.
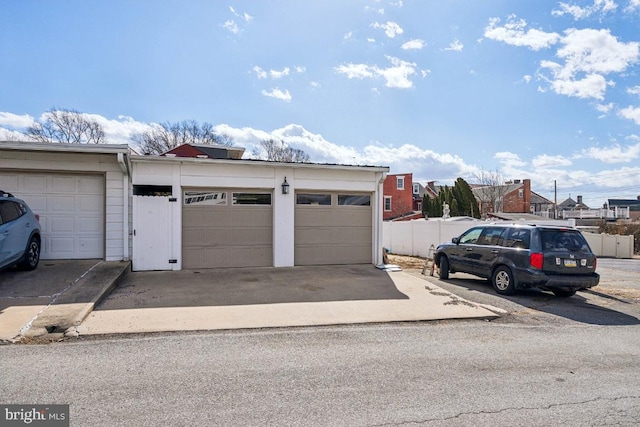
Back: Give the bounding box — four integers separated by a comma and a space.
383, 173, 414, 220
608, 197, 640, 221
472, 179, 549, 218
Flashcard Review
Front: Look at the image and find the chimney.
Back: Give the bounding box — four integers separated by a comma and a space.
513, 179, 521, 184
577, 195, 583, 204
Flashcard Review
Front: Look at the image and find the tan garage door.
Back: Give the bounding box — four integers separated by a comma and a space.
0, 171, 104, 259
295, 193, 372, 265
182, 189, 273, 269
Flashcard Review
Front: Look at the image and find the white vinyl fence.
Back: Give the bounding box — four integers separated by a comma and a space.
383, 219, 634, 259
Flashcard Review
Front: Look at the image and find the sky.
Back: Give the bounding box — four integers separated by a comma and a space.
1, 0, 640, 208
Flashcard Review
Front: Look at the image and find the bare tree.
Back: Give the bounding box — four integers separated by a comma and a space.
134, 120, 233, 155
27, 108, 105, 144
472, 169, 510, 217
253, 139, 310, 162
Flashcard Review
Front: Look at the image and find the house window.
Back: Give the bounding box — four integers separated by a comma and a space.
384, 196, 392, 211
232, 193, 272, 205
397, 177, 404, 190
518, 189, 524, 198
413, 183, 419, 195
338, 194, 370, 206
296, 193, 331, 205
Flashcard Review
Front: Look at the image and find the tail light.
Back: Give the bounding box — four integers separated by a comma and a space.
35, 214, 40, 222
530, 252, 543, 269
593, 257, 597, 271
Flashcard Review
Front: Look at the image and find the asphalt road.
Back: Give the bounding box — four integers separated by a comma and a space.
2, 321, 640, 426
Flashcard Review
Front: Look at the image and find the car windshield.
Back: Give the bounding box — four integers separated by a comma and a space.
541, 229, 590, 252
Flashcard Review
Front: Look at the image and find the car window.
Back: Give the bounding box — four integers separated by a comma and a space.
459, 228, 483, 244
541, 230, 590, 252
477, 227, 506, 246
0, 201, 23, 224
503, 228, 531, 249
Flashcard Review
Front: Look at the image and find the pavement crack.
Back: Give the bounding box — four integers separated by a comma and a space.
366, 395, 640, 426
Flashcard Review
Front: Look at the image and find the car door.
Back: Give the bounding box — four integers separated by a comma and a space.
474, 227, 507, 278
0, 201, 28, 266
448, 227, 484, 274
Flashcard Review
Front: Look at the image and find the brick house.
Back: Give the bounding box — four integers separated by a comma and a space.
473, 179, 552, 218
383, 173, 414, 220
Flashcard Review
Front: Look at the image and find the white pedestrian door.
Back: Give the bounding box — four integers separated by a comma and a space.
133, 195, 174, 271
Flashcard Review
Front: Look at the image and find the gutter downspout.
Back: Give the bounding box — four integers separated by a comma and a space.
117, 152, 131, 261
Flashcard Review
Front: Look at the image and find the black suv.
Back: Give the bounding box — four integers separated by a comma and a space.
434, 224, 599, 297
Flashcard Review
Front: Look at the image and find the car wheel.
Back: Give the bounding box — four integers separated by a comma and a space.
18, 236, 40, 271
552, 289, 577, 298
492, 266, 515, 295
438, 256, 449, 280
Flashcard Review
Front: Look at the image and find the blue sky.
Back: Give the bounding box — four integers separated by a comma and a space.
1, 0, 640, 207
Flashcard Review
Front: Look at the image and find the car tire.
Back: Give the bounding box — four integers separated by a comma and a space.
17, 236, 40, 271
438, 256, 450, 280
552, 289, 577, 298
492, 266, 515, 295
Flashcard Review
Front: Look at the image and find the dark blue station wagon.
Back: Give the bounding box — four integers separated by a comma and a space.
434, 224, 599, 297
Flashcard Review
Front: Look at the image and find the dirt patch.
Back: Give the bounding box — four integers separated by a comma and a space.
387, 254, 427, 270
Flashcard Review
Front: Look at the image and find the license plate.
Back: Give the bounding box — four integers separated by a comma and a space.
563, 259, 577, 267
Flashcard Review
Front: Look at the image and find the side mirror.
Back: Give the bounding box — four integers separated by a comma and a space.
452, 237, 460, 244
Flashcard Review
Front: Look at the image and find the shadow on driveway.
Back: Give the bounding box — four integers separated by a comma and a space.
97, 265, 409, 310
433, 275, 640, 326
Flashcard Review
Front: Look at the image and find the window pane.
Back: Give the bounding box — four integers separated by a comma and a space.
338, 195, 370, 206
233, 193, 272, 205
296, 194, 331, 205
459, 228, 482, 244
504, 228, 531, 249
384, 197, 392, 211
0, 201, 22, 223
478, 227, 505, 246
184, 191, 227, 205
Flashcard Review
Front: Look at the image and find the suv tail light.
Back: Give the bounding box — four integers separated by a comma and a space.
593, 257, 597, 271
530, 252, 543, 270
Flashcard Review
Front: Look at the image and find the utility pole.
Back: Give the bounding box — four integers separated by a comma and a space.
553, 180, 557, 219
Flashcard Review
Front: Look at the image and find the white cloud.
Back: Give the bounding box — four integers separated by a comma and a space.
484, 16, 561, 51
253, 66, 267, 79
443, 39, 464, 52
295, 66, 306, 73
371, 21, 404, 38
619, 105, 640, 124
548, 73, 609, 99
538, 28, 639, 100
270, 67, 290, 79
229, 6, 253, 23
552, 0, 617, 19
344, 31, 353, 41
596, 102, 614, 113
628, 85, 640, 96
401, 39, 425, 50
580, 141, 640, 163
222, 20, 240, 34
0, 112, 34, 128
523, 75, 532, 83
261, 88, 292, 102
335, 56, 417, 89
532, 154, 573, 168
494, 151, 527, 167
625, 0, 640, 12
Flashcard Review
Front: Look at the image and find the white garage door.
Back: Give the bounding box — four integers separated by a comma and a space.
295, 192, 372, 265
182, 189, 273, 269
0, 171, 104, 259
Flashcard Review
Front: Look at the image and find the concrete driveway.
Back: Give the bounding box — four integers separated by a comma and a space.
1, 261, 498, 341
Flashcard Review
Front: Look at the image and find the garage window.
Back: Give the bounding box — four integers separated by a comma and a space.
184, 191, 227, 206
232, 193, 272, 205
338, 195, 370, 206
297, 194, 331, 205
